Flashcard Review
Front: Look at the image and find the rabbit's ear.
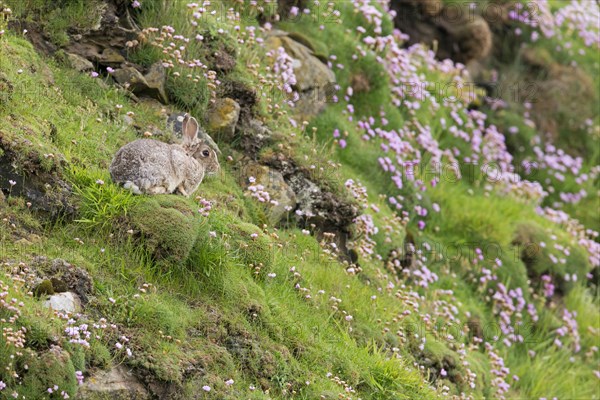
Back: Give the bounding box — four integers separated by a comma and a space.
183, 114, 199, 143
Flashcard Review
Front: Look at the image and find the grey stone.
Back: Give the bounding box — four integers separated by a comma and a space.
65, 52, 95, 72
43, 292, 81, 314
77, 366, 150, 400
239, 162, 297, 226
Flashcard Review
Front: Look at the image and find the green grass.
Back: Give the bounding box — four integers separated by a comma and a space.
0, 0, 599, 399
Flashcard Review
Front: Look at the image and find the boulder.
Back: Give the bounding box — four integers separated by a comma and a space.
77, 366, 150, 400
390, 1, 493, 65
112, 63, 168, 103
236, 118, 273, 157
265, 31, 336, 120
143, 62, 168, 103
206, 98, 241, 141
60, 2, 141, 67
64, 52, 95, 72
43, 292, 82, 314
33, 257, 94, 304
238, 162, 297, 225
0, 132, 74, 219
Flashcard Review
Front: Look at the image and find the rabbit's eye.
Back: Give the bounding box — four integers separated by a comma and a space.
202, 149, 210, 157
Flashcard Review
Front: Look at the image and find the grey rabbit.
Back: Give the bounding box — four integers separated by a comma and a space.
110, 114, 220, 197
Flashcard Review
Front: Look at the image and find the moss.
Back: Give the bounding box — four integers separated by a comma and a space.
127, 195, 204, 267
33, 279, 55, 297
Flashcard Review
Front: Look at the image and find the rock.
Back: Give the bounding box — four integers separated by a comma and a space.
43, 292, 82, 314
265, 31, 336, 120
61, 3, 141, 67
33, 257, 94, 304
99, 47, 126, 65
123, 115, 135, 126
437, 16, 493, 64
236, 118, 273, 157
207, 48, 236, 74
143, 62, 168, 103
112, 63, 168, 103
238, 162, 297, 225
218, 79, 258, 120
0, 133, 74, 219
264, 154, 360, 260
77, 366, 150, 400
390, 1, 492, 65
112, 66, 147, 90
206, 98, 241, 141
166, 112, 187, 136
65, 52, 95, 72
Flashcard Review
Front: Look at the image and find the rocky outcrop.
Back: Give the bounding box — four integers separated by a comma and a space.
112, 62, 168, 103
265, 30, 336, 120
33, 257, 94, 304
0, 130, 74, 219
237, 162, 297, 226
390, 0, 493, 65
206, 98, 241, 142
77, 366, 150, 400
64, 52, 95, 72
264, 153, 359, 259
43, 292, 82, 314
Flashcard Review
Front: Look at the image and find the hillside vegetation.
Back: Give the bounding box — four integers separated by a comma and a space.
0, 0, 598, 399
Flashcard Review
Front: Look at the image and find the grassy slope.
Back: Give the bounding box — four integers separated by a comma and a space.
0, 1, 599, 399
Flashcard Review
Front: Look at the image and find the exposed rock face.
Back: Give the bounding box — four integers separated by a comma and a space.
43, 292, 82, 314
0, 131, 73, 219
264, 153, 359, 259
61, 1, 139, 68
33, 257, 94, 304
390, 0, 493, 65
235, 118, 274, 158
238, 162, 297, 225
64, 52, 95, 72
77, 366, 150, 400
112, 62, 168, 103
266, 30, 336, 120
206, 98, 241, 141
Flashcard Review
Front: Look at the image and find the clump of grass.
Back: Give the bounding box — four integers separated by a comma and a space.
71, 167, 138, 233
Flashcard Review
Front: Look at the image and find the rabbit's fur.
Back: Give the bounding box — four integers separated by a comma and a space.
110, 114, 220, 197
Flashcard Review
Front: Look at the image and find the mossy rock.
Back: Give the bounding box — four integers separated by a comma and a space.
128, 196, 204, 266
33, 279, 55, 297
19, 348, 77, 398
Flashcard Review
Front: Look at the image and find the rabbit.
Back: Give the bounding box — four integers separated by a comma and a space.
109, 114, 220, 197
